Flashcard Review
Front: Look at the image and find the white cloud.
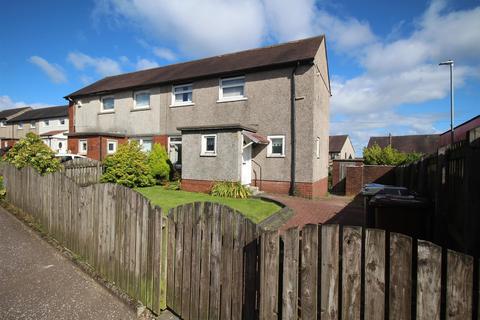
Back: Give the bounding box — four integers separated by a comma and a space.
67, 52, 122, 77
28, 56, 67, 84
153, 47, 177, 61
136, 58, 159, 70
0, 95, 49, 111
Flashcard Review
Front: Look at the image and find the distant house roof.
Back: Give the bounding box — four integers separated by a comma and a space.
329, 135, 349, 153
439, 114, 480, 146
0, 107, 31, 120
66, 35, 326, 99
8, 105, 68, 123
368, 134, 439, 154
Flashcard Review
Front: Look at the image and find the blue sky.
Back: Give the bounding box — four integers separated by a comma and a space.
1, 0, 479, 154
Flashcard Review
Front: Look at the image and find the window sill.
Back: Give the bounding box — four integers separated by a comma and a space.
130, 107, 151, 112
267, 155, 285, 158
200, 153, 217, 157
170, 103, 195, 108
216, 97, 248, 103
98, 111, 115, 115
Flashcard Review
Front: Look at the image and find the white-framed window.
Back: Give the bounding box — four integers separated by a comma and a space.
30, 121, 36, 129
267, 135, 285, 157
0, 120, 6, 128
131, 138, 153, 152
316, 137, 320, 159
171, 84, 193, 106
60, 118, 66, 125
44, 120, 49, 127
201, 134, 217, 156
219, 76, 245, 102
101, 96, 115, 112
134, 91, 150, 109
107, 140, 118, 154
18, 122, 23, 129
79, 139, 88, 154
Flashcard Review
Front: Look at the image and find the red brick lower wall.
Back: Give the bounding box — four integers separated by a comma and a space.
153, 135, 168, 147
68, 136, 127, 161
345, 165, 396, 196
1, 139, 19, 148
181, 179, 215, 193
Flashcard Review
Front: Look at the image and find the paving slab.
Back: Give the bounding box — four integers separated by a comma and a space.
0, 206, 137, 320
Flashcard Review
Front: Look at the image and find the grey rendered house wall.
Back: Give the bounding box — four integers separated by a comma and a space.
13, 122, 38, 139
181, 130, 242, 181
74, 40, 329, 184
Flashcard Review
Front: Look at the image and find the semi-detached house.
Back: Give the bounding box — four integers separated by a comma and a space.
65, 35, 331, 198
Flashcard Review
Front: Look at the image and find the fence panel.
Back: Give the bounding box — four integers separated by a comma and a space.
2, 164, 167, 314
63, 158, 103, 185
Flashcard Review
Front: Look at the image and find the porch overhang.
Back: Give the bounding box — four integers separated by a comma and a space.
242, 130, 269, 145
177, 123, 258, 133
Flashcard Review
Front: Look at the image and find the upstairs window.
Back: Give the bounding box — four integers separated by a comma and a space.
18, 122, 23, 129
101, 96, 115, 112
267, 135, 285, 157
60, 118, 66, 125
30, 121, 36, 129
172, 84, 193, 106
219, 76, 245, 101
44, 120, 50, 127
134, 91, 150, 109
0, 121, 6, 127
201, 134, 217, 156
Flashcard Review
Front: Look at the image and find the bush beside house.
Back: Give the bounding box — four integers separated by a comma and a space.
147, 144, 170, 183
4, 132, 60, 175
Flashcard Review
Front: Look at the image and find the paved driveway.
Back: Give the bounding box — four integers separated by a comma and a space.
0, 207, 137, 320
264, 194, 365, 231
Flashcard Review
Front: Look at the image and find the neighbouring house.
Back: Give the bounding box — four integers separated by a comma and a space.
64, 35, 331, 198
0, 107, 31, 148
439, 115, 480, 147
8, 105, 69, 153
329, 135, 355, 160
367, 134, 440, 155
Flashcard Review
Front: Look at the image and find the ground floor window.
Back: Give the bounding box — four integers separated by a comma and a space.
79, 139, 88, 154
130, 137, 153, 152
168, 136, 182, 164
267, 135, 285, 157
201, 134, 217, 156
107, 140, 117, 154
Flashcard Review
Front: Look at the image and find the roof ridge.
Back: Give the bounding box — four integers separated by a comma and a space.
98, 35, 325, 81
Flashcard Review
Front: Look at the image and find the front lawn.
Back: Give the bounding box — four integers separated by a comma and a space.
136, 186, 280, 223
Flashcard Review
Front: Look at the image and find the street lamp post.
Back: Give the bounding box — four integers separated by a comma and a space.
439, 60, 455, 145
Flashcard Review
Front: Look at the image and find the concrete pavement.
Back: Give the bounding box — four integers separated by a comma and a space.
0, 206, 137, 320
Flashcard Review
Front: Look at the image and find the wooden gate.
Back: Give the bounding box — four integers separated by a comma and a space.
166, 202, 260, 319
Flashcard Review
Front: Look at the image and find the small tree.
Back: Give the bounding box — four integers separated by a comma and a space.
5, 132, 61, 174
147, 143, 171, 183
363, 143, 423, 165
100, 141, 155, 188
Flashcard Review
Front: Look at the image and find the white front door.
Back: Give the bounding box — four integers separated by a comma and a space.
241, 145, 252, 185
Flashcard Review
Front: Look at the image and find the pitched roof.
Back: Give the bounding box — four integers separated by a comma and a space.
66, 35, 325, 98
8, 105, 68, 123
367, 134, 440, 154
0, 107, 31, 120
329, 135, 349, 153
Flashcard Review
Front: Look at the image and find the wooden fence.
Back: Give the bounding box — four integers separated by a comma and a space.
63, 158, 103, 185
395, 139, 480, 257
165, 203, 260, 319
259, 224, 477, 320
3, 164, 168, 314
4, 164, 480, 319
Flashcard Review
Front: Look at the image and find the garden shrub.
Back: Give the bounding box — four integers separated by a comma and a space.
363, 143, 423, 166
101, 141, 155, 188
211, 181, 251, 199
5, 132, 61, 174
147, 143, 171, 183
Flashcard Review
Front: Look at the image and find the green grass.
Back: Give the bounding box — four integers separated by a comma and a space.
136, 186, 280, 223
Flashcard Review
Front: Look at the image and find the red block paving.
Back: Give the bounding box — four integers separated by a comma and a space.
264, 194, 365, 231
